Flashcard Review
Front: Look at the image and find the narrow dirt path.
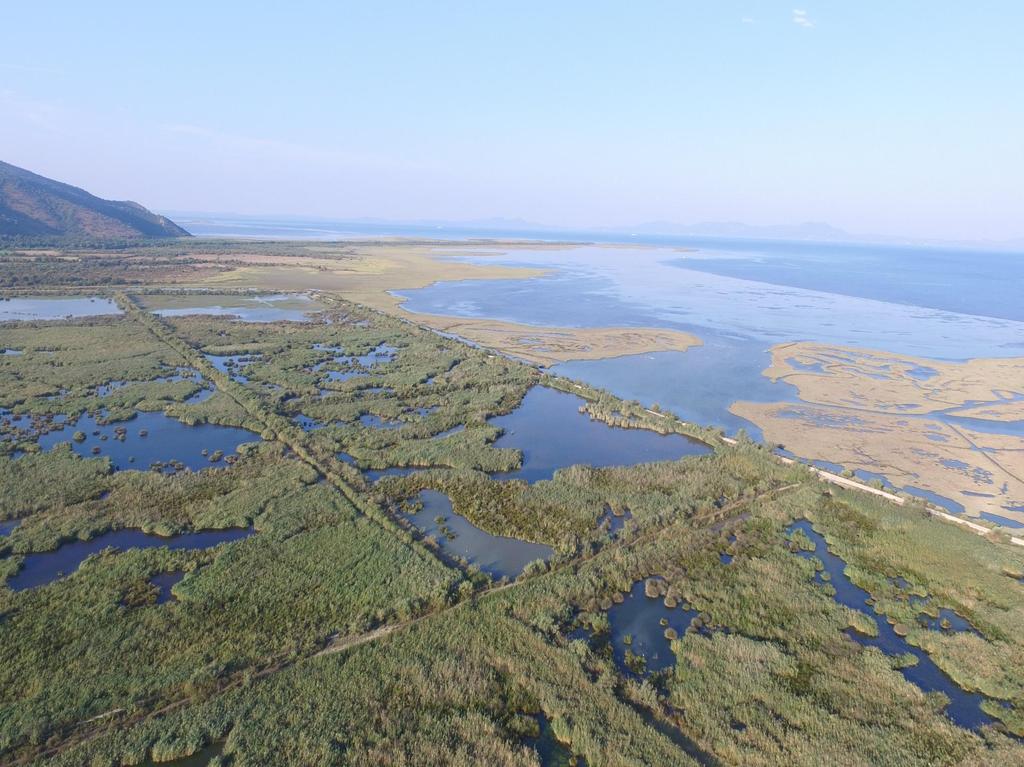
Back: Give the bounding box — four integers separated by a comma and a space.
7, 479, 797, 767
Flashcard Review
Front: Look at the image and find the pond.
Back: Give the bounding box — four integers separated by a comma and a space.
788, 520, 998, 730
359, 413, 404, 430
916, 607, 980, 634
356, 342, 397, 366
139, 740, 226, 767
96, 367, 207, 397
151, 293, 321, 322
527, 713, 581, 767
0, 296, 122, 321
403, 490, 552, 579
150, 570, 186, 604
5, 526, 254, 591
488, 386, 710, 483
205, 353, 260, 384
36, 411, 261, 472
364, 466, 428, 482
597, 506, 632, 540
981, 512, 1024, 529
293, 414, 330, 431
320, 369, 368, 384
606, 580, 699, 676
312, 342, 397, 384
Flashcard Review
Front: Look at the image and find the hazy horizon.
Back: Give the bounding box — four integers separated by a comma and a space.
3, 2, 1022, 242
163, 210, 1024, 250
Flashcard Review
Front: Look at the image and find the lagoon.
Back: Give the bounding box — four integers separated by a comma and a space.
36, 411, 260, 472
488, 386, 709, 483
404, 490, 552, 579
0, 296, 121, 321
5, 526, 254, 591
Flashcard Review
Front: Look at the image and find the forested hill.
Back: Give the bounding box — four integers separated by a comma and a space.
0, 160, 190, 238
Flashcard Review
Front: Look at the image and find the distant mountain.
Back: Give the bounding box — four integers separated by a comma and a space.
619, 221, 1024, 251
0, 161, 190, 238
618, 220, 854, 241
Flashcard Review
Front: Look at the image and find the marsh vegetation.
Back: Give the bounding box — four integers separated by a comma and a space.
2, 251, 1024, 765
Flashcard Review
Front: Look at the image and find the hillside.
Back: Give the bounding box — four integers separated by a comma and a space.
0, 160, 190, 238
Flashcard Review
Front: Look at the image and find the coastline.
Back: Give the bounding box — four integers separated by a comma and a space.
195, 239, 703, 365
186, 237, 1024, 527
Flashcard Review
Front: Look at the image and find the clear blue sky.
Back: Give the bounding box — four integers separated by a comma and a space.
2, 2, 1022, 240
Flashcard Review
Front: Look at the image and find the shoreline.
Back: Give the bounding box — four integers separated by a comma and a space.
192, 239, 704, 365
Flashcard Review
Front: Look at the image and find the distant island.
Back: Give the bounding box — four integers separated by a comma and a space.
0, 160, 190, 238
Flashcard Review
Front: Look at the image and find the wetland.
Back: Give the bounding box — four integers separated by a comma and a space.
2, 238, 1024, 766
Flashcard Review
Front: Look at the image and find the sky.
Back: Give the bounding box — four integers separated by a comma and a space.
2, 1, 1022, 241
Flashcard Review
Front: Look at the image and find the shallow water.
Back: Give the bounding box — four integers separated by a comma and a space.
396, 243, 1024, 460
139, 740, 225, 767
916, 607, 979, 634
185, 387, 216, 404
980, 512, 1024, 529
364, 466, 427, 482
184, 216, 1024, 324
398, 245, 1024, 359
396, 243, 1024, 515
6, 527, 254, 591
359, 413, 404, 430
293, 414, 328, 431
788, 520, 996, 729
488, 386, 710, 483
598, 506, 632, 540
359, 385, 394, 396
606, 580, 698, 675
431, 424, 465, 440
785, 454, 971, 518
404, 490, 552, 579
554, 336, 801, 439
903, 486, 967, 514
356, 343, 397, 366
96, 367, 206, 397
934, 413, 1024, 438
312, 342, 395, 385
154, 293, 319, 322
528, 713, 579, 767
150, 570, 186, 603
205, 353, 259, 383
36, 411, 260, 471
0, 296, 121, 321
320, 369, 368, 383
